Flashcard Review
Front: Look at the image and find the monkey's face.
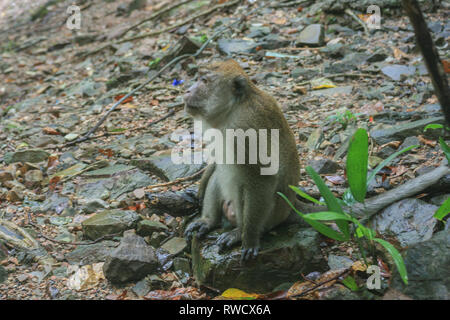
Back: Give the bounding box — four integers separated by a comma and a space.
184, 60, 249, 125
184, 71, 232, 121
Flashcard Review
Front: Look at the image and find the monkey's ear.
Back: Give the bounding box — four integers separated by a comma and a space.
233, 75, 248, 97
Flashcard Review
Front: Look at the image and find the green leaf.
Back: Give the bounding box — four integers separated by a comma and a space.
277, 192, 347, 241
342, 276, 359, 291
367, 145, 418, 186
289, 185, 325, 206
347, 128, 368, 203
439, 137, 450, 163
304, 211, 353, 222
423, 123, 444, 132
305, 166, 350, 239
433, 197, 450, 221
373, 238, 408, 285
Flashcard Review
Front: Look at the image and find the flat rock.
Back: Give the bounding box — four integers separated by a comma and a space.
81, 209, 141, 240
308, 158, 340, 174
131, 151, 204, 182
372, 198, 438, 247
217, 39, 258, 55
76, 168, 155, 201
103, 231, 158, 283
65, 241, 118, 266
160, 237, 187, 256
136, 220, 168, 237
191, 224, 326, 293
381, 65, 416, 81
4, 149, 50, 164
297, 24, 324, 46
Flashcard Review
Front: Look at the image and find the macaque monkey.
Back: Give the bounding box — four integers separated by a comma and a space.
183, 59, 450, 261
183, 59, 300, 260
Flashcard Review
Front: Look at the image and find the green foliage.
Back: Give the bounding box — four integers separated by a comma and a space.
148, 57, 161, 69
434, 197, 450, 222
279, 128, 409, 285
327, 110, 357, 129
342, 276, 359, 291
347, 128, 368, 203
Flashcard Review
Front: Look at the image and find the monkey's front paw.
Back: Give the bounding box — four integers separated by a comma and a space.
240, 247, 260, 262
184, 220, 211, 241
216, 229, 241, 251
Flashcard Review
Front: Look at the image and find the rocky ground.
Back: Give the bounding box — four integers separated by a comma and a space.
0, 0, 449, 300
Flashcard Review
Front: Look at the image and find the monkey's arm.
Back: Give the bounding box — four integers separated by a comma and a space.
198, 163, 216, 201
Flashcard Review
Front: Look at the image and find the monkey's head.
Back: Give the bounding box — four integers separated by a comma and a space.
184, 59, 251, 124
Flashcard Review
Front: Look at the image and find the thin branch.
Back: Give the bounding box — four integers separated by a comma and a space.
116, 0, 195, 40
78, 0, 242, 58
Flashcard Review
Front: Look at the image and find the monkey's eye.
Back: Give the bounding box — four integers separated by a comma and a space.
200, 76, 209, 83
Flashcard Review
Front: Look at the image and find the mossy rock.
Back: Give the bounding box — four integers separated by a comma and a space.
192, 224, 326, 293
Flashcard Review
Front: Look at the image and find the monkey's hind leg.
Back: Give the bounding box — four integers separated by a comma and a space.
184, 172, 222, 241
240, 186, 274, 261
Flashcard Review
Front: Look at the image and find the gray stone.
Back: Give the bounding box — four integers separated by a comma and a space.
80, 198, 109, 214
4, 149, 49, 164
430, 194, 449, 206
131, 152, 204, 182
160, 237, 187, 256
217, 39, 258, 55
132, 278, 151, 297
297, 24, 324, 46
381, 65, 416, 81
33, 193, 72, 215
328, 254, 354, 270
76, 168, 155, 201
392, 230, 449, 299
65, 241, 118, 266
191, 224, 326, 293
399, 136, 421, 150
308, 158, 340, 174
372, 198, 438, 247
81, 209, 141, 240
136, 220, 168, 237
103, 231, 158, 283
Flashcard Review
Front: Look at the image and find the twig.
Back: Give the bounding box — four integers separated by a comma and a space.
345, 8, 370, 36
402, 0, 450, 126
296, 73, 380, 86
62, 109, 176, 148
145, 167, 206, 190
116, 0, 195, 40
118, 0, 241, 43
288, 269, 350, 299
79, 0, 242, 57
67, 3, 255, 147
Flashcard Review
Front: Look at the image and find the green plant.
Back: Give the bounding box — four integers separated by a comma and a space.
327, 110, 357, 129
279, 128, 410, 285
